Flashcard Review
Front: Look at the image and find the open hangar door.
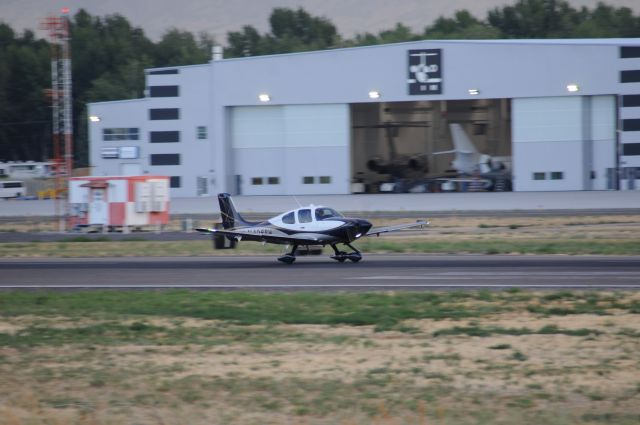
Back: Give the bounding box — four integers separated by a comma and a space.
350, 99, 512, 193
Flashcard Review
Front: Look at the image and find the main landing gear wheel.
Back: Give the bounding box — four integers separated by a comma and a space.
278, 244, 298, 265
277, 254, 296, 264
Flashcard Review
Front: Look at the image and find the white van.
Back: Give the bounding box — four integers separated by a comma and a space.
0, 181, 25, 198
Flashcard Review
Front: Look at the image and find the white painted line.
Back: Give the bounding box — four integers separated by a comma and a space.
346, 275, 640, 280
435, 271, 640, 276
2, 284, 640, 289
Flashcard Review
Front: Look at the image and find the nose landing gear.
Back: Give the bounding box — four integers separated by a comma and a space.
330, 243, 362, 263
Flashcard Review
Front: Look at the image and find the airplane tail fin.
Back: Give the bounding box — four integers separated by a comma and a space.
449, 123, 478, 155
218, 193, 250, 229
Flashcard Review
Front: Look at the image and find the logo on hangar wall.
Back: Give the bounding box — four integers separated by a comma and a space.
408, 49, 442, 95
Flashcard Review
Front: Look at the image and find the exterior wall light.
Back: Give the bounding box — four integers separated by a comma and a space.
468, 89, 480, 95
89, 115, 101, 122
566, 84, 579, 92
258, 93, 271, 102
368, 91, 381, 99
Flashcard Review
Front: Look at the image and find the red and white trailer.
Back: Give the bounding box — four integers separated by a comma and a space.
68, 175, 170, 231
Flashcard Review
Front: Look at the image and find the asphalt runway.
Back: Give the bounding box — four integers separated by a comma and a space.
0, 255, 639, 290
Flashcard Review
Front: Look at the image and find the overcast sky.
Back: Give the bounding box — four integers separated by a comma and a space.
2, 0, 639, 42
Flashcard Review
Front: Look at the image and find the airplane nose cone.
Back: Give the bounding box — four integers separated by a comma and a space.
344, 218, 373, 240
360, 219, 372, 233
356, 219, 372, 237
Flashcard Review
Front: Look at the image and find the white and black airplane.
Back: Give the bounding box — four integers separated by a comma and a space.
196, 193, 428, 264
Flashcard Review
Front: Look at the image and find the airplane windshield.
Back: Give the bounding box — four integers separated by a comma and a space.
315, 207, 342, 221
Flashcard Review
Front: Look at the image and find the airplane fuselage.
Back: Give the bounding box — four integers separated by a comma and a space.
224, 215, 372, 246
196, 193, 426, 264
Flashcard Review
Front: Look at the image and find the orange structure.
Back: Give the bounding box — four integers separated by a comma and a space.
68, 176, 170, 231
41, 9, 73, 231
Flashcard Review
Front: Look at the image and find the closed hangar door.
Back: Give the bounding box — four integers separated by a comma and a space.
512, 96, 616, 191
231, 104, 350, 195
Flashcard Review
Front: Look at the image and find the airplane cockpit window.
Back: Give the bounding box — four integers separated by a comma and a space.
315, 207, 342, 221
298, 209, 312, 223
282, 211, 295, 224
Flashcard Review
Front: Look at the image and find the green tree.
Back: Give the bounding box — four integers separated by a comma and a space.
154, 29, 211, 67
345, 23, 418, 48
377, 23, 417, 44
226, 25, 264, 57
425, 10, 502, 39
269, 7, 338, 51
574, 3, 640, 38
225, 7, 339, 57
0, 27, 50, 161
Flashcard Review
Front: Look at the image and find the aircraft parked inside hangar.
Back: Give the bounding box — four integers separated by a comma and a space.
196, 193, 428, 264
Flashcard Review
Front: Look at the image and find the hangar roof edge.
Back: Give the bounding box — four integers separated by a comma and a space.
88, 98, 146, 107
211, 37, 640, 64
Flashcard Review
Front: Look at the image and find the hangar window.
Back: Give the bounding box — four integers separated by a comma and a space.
170, 176, 181, 188
621, 46, 640, 58
622, 95, 640, 107
150, 154, 180, 166
319, 176, 331, 184
623, 143, 640, 156
149, 108, 179, 120
251, 177, 263, 185
103, 128, 139, 141
267, 177, 280, 185
149, 85, 179, 97
623, 119, 640, 132
150, 131, 180, 143
148, 69, 179, 75
620, 70, 640, 84
303, 176, 315, 184
298, 209, 312, 223
197, 126, 207, 139
550, 172, 564, 180
282, 212, 295, 224
533, 172, 546, 180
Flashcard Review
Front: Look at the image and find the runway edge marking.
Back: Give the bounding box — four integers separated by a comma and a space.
2, 284, 640, 289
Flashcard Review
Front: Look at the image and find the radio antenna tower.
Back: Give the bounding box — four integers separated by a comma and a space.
41, 8, 73, 232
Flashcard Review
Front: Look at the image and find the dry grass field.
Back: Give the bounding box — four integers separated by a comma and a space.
0, 290, 639, 425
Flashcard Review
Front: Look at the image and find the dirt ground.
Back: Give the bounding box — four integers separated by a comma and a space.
1, 293, 639, 424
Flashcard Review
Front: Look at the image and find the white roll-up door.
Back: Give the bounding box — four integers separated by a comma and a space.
512, 96, 615, 191
231, 104, 350, 195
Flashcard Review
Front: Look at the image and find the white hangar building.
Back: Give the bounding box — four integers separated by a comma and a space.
88, 38, 640, 197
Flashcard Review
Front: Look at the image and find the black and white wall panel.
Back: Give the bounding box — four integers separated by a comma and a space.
619, 45, 640, 189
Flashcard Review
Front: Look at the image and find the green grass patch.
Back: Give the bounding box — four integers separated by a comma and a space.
0, 290, 504, 327
0, 291, 635, 336
433, 324, 602, 338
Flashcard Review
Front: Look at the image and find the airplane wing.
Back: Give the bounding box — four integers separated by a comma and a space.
366, 220, 429, 237
195, 227, 331, 244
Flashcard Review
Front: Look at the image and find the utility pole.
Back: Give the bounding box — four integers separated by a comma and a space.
41, 8, 73, 232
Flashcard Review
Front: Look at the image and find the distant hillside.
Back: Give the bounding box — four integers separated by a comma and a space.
2, 0, 639, 42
